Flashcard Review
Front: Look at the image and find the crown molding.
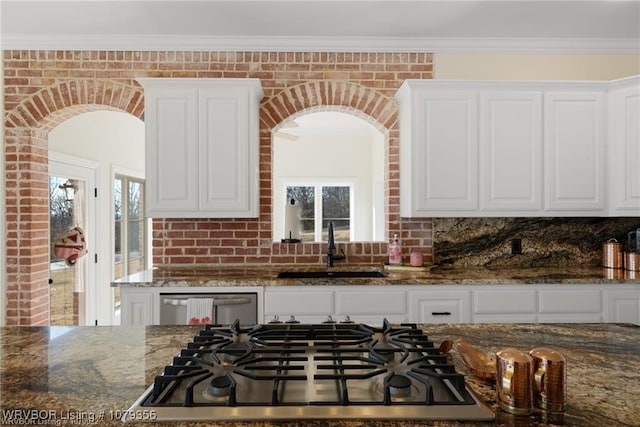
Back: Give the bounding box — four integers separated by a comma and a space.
2, 34, 639, 53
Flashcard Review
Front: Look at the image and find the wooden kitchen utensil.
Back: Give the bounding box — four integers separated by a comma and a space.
439, 339, 496, 381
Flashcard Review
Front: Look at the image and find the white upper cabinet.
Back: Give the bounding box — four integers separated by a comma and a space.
608, 76, 640, 216
479, 91, 543, 212
396, 84, 478, 216
396, 78, 638, 217
138, 78, 263, 218
544, 90, 605, 213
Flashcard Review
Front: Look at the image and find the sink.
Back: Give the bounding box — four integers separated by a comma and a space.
277, 270, 386, 279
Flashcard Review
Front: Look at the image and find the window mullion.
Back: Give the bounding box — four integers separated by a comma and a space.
121, 178, 130, 276
315, 185, 323, 242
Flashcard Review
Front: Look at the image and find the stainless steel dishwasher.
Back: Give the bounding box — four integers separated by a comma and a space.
159, 292, 258, 325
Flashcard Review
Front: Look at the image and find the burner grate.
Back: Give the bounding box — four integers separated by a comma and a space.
128, 319, 494, 423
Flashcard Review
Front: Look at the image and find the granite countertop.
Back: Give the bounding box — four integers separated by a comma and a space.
112, 264, 640, 287
1, 323, 639, 427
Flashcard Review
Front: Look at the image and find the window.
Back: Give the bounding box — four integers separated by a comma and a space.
272, 112, 385, 242
114, 175, 149, 307
286, 184, 352, 242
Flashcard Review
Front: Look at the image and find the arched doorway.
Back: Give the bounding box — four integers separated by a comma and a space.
3, 80, 144, 326
47, 111, 146, 325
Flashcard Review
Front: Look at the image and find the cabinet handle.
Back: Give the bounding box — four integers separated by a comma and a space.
431, 311, 452, 316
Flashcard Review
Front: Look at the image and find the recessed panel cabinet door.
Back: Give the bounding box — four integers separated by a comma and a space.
544, 92, 606, 213
479, 92, 543, 211
416, 91, 479, 213
121, 289, 155, 326
609, 80, 640, 215
145, 89, 199, 214
199, 89, 253, 215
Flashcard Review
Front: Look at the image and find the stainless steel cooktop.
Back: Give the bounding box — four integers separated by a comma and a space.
123, 319, 494, 423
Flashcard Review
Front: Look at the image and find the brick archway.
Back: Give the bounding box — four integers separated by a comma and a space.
4, 79, 143, 325
260, 80, 397, 131
260, 79, 400, 218
260, 80, 401, 264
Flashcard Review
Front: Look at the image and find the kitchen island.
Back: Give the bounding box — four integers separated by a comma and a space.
1, 323, 638, 427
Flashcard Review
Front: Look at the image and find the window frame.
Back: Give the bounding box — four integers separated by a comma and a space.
113, 171, 151, 316
114, 174, 149, 277
279, 178, 355, 242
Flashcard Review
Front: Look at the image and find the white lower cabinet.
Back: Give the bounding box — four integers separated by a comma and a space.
604, 288, 640, 324
121, 289, 155, 326
263, 287, 334, 324
335, 288, 408, 325
538, 286, 604, 323
121, 283, 640, 327
472, 287, 538, 323
264, 286, 408, 326
408, 288, 471, 323
471, 284, 639, 325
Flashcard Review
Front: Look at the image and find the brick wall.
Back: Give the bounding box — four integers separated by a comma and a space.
3, 50, 434, 325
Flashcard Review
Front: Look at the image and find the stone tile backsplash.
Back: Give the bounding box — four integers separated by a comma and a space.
433, 217, 640, 268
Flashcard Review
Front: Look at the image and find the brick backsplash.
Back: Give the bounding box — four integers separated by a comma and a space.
3, 50, 434, 325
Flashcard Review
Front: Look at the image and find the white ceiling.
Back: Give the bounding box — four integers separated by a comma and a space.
1, 0, 639, 52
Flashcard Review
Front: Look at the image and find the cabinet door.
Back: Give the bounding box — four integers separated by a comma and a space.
121, 290, 155, 326
544, 92, 606, 213
409, 289, 471, 323
334, 287, 407, 325
264, 288, 334, 318
145, 88, 199, 215
609, 80, 640, 215
472, 287, 538, 323
198, 87, 258, 217
538, 287, 603, 323
604, 289, 640, 325
411, 90, 479, 214
479, 91, 543, 211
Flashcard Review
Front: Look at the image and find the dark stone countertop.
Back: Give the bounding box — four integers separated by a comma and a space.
1, 323, 639, 426
112, 264, 640, 287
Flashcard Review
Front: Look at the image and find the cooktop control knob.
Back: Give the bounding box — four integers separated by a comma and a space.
268, 315, 283, 324
285, 315, 300, 324
340, 315, 355, 324
323, 315, 336, 323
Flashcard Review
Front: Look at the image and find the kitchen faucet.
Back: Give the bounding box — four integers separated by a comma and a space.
326, 221, 345, 267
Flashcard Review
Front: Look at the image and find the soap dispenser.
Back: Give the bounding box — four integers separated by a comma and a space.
388, 233, 402, 265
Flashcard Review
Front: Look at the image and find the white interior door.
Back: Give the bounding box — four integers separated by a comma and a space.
49, 153, 98, 326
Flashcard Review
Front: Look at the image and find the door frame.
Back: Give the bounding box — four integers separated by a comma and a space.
49, 151, 99, 326
111, 165, 149, 325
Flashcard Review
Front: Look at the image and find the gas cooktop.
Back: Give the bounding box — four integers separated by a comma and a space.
123, 319, 494, 422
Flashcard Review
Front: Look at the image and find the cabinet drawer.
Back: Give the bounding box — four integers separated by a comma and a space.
539, 288, 602, 313
264, 290, 333, 316
335, 290, 406, 315
473, 288, 537, 314
409, 290, 471, 324
415, 300, 466, 323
